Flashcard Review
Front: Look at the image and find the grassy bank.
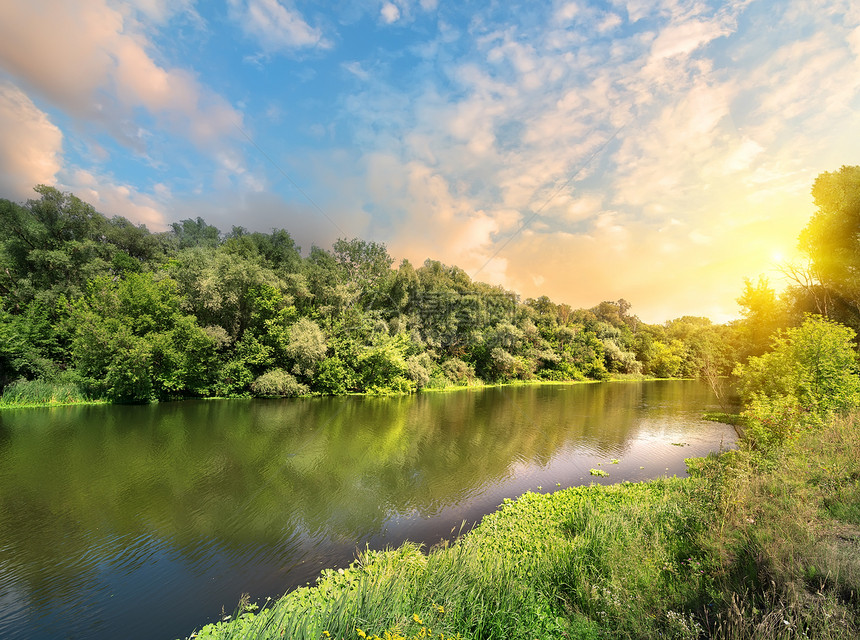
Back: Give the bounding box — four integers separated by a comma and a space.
185, 410, 860, 640
0, 378, 105, 409
0, 374, 666, 408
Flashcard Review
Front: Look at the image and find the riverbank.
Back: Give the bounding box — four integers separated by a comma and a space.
0, 379, 107, 409
0, 373, 675, 409
185, 410, 860, 640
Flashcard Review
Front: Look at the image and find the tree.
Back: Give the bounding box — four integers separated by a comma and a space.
796, 165, 860, 332
169, 247, 287, 340
0, 186, 114, 307
736, 276, 786, 360
223, 227, 302, 273
734, 315, 860, 448
284, 317, 327, 378
70, 273, 219, 401
332, 238, 394, 295
171, 217, 220, 249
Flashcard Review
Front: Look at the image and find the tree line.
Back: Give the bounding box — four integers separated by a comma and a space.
1, 166, 858, 404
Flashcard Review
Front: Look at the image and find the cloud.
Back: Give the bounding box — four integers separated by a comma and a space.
343, 61, 371, 80
0, 82, 63, 200
649, 18, 731, 62
124, 0, 201, 25
0, 0, 245, 155
64, 169, 169, 231
307, 0, 850, 323
229, 0, 328, 51
381, 2, 401, 24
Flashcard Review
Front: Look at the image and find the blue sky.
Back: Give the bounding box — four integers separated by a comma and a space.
1, 0, 859, 322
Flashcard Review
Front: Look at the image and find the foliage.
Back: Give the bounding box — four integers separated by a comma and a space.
314, 356, 356, 395
796, 165, 860, 332
251, 369, 309, 397
70, 273, 219, 402
734, 315, 860, 449
0, 183, 755, 404
735, 276, 787, 361
284, 317, 327, 378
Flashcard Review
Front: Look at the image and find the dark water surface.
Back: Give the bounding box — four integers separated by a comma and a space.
0, 380, 736, 640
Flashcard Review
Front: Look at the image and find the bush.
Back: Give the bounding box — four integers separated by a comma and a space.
538, 362, 585, 381
741, 394, 807, 451
439, 358, 477, 386
251, 369, 309, 397
734, 315, 860, 451
735, 316, 860, 414
405, 354, 431, 389
313, 356, 356, 395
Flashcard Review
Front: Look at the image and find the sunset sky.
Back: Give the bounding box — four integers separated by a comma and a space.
1, 0, 859, 323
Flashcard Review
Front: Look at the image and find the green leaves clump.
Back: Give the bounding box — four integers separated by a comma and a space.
250, 369, 309, 397
734, 315, 860, 451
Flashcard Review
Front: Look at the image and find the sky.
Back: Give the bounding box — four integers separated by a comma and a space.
1, 0, 859, 323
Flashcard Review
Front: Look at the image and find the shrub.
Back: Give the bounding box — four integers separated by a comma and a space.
314, 356, 355, 395
734, 315, 860, 451
439, 358, 477, 385
251, 369, 309, 397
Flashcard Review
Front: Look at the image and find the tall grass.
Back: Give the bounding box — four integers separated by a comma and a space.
0, 378, 93, 407
700, 412, 860, 639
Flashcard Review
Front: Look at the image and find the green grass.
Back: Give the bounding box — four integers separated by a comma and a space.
0, 378, 102, 408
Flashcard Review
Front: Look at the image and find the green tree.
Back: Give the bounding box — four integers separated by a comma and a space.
284, 317, 327, 378
736, 276, 786, 360
649, 340, 684, 378
0, 186, 114, 307
71, 273, 219, 402
796, 165, 860, 332
171, 217, 221, 249
734, 315, 860, 449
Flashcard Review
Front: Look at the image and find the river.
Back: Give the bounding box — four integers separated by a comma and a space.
0, 380, 736, 640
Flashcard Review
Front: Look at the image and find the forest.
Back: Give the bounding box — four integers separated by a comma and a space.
1, 166, 859, 405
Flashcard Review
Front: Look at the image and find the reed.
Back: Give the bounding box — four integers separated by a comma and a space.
0, 378, 92, 407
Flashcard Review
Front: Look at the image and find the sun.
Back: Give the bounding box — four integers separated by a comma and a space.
770, 249, 785, 263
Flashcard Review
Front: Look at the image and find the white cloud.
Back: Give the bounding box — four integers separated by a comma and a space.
343, 61, 371, 80
563, 194, 604, 222
597, 13, 623, 33
0, 0, 245, 154
123, 0, 201, 25
0, 82, 63, 199
230, 0, 329, 51
554, 2, 581, 24
65, 169, 168, 231
381, 2, 401, 24
722, 137, 764, 174
650, 18, 730, 61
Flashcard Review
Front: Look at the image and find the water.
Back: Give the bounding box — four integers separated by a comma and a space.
0, 380, 736, 640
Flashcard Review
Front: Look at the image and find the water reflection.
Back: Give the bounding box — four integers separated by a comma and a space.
0, 380, 736, 640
